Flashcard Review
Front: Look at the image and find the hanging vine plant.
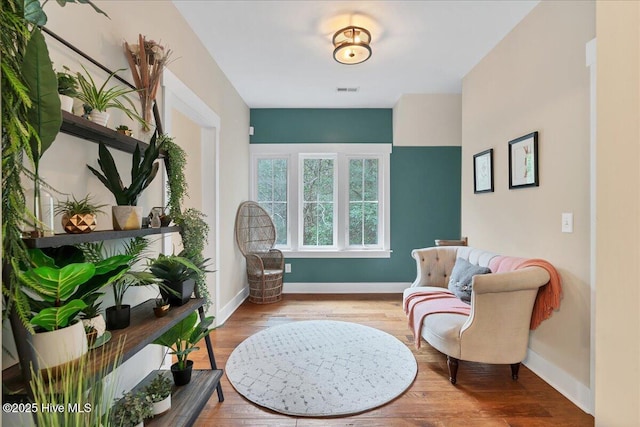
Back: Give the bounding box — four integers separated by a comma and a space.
160, 134, 212, 310
1, 0, 109, 328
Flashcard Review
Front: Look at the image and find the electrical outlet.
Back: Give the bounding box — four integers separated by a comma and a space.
562, 213, 573, 233
285, 263, 291, 273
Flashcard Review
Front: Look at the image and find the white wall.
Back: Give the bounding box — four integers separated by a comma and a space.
393, 94, 462, 146
461, 0, 594, 411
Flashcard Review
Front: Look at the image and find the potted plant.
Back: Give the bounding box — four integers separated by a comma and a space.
153, 296, 170, 318
148, 252, 209, 306
17, 250, 130, 371
144, 372, 172, 416
56, 65, 78, 113
75, 64, 144, 127
116, 124, 133, 136
153, 312, 215, 386
55, 194, 106, 234
111, 391, 152, 427
79, 237, 156, 330
87, 137, 164, 230
81, 298, 106, 340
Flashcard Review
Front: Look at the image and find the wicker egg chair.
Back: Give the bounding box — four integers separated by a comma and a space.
234, 201, 284, 304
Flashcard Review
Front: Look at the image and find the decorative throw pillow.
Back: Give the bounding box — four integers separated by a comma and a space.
448, 257, 491, 303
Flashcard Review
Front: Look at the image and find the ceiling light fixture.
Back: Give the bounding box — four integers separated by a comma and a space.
332, 26, 371, 65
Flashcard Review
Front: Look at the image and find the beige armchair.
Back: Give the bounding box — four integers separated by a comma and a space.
405, 246, 550, 384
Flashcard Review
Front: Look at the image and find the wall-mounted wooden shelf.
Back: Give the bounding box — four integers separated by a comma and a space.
22, 226, 180, 249
60, 110, 153, 154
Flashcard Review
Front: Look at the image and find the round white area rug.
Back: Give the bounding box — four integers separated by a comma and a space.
225, 320, 417, 417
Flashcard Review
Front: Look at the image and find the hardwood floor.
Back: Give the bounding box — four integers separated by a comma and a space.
192, 294, 593, 426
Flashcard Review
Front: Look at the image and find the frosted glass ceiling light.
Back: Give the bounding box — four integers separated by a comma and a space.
332, 26, 371, 65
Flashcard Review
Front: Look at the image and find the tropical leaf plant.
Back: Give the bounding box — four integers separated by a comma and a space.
87, 137, 163, 206
22, 27, 61, 168
16, 249, 132, 331
153, 312, 215, 370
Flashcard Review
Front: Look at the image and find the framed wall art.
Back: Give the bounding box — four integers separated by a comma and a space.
473, 148, 493, 193
508, 131, 539, 189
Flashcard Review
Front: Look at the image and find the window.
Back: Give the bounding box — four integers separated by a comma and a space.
251, 144, 391, 258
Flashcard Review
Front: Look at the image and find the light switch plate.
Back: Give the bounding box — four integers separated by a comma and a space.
285, 263, 291, 273
562, 213, 573, 233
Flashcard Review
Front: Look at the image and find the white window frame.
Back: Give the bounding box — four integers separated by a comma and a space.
250, 143, 391, 258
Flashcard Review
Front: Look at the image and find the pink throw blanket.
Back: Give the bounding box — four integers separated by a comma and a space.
489, 256, 562, 329
403, 291, 471, 348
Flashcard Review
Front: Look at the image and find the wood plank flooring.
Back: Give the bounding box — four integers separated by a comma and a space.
191, 294, 594, 426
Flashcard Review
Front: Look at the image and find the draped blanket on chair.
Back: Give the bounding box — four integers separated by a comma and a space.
403, 291, 471, 349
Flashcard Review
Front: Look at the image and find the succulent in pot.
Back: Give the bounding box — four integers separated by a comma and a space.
56, 65, 78, 113
115, 124, 133, 136
75, 64, 145, 128
55, 194, 106, 234
153, 296, 170, 318
87, 136, 163, 230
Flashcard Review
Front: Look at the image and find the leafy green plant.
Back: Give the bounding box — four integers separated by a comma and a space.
56, 65, 78, 97
153, 312, 215, 370
30, 338, 124, 427
75, 64, 144, 126
148, 252, 208, 284
16, 249, 131, 332
144, 372, 172, 403
86, 137, 163, 206
115, 124, 131, 131
54, 194, 106, 216
79, 237, 157, 309
161, 134, 187, 219
174, 208, 211, 308
2, 0, 109, 329
111, 391, 152, 427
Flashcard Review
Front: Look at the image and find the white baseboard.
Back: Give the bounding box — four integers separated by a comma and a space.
283, 282, 410, 294
216, 286, 249, 326
523, 348, 594, 415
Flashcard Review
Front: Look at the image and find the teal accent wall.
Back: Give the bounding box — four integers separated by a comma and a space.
250, 109, 392, 143
249, 109, 461, 283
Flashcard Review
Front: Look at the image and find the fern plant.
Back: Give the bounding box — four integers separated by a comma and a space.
87, 137, 164, 206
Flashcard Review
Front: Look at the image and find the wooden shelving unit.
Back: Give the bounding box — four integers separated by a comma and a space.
22, 226, 180, 248
3, 299, 207, 395
127, 370, 223, 427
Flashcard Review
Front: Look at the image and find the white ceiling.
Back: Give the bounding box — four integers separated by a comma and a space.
173, 1, 539, 108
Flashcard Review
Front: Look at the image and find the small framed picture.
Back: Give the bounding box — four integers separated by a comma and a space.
473, 148, 493, 193
509, 132, 539, 189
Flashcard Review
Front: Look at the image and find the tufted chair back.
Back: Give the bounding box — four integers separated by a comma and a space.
410, 246, 498, 288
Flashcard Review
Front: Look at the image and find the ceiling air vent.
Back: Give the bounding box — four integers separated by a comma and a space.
336, 87, 359, 93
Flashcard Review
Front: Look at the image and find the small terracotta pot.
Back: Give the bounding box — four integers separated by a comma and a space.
62, 213, 97, 234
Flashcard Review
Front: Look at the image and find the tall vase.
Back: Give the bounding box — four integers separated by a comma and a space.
23, 182, 54, 238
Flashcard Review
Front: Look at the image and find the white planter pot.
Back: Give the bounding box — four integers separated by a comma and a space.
151, 395, 171, 416
59, 94, 74, 113
82, 314, 106, 338
31, 321, 88, 371
112, 206, 143, 230
89, 110, 110, 127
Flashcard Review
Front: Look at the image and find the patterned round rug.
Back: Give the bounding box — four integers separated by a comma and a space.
225, 320, 417, 417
